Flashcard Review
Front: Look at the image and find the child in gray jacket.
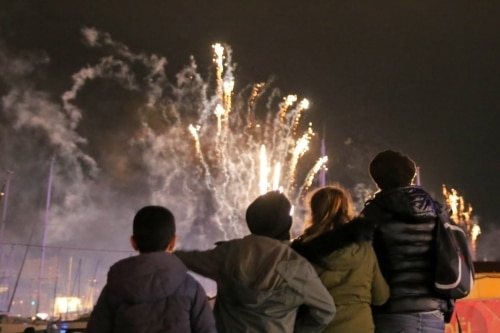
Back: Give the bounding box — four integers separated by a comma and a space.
175, 191, 336, 333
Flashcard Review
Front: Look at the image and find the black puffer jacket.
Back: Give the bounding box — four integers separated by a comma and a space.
361, 185, 448, 314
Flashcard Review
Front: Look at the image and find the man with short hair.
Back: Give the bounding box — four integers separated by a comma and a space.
175, 191, 336, 333
362, 150, 449, 333
86, 205, 216, 333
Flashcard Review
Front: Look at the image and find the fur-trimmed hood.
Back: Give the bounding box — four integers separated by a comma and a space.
291, 218, 374, 262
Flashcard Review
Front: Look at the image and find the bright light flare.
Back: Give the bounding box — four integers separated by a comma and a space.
223, 80, 234, 95
188, 124, 202, 155
471, 224, 481, 242
272, 162, 281, 191
213, 43, 224, 68
299, 98, 310, 109
223, 79, 234, 119
259, 145, 269, 194
286, 95, 298, 106
214, 104, 225, 135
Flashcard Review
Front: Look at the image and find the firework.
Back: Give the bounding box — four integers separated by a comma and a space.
135, 41, 326, 244
6, 29, 329, 249
442, 185, 480, 259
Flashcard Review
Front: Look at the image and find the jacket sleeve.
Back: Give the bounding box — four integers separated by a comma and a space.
174, 242, 228, 281
290, 261, 336, 333
292, 218, 374, 262
370, 248, 390, 305
188, 275, 218, 333
85, 285, 114, 333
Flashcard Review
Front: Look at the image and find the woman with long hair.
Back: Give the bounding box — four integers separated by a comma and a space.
292, 184, 389, 333
298, 184, 355, 243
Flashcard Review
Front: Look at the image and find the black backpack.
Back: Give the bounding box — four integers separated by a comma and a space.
433, 206, 475, 300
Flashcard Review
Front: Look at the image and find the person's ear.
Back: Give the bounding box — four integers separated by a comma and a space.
166, 235, 177, 252
130, 235, 139, 251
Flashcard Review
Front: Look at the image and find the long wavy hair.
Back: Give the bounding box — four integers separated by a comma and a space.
300, 184, 355, 243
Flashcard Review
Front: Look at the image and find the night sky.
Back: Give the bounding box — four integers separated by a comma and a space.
1, 1, 499, 257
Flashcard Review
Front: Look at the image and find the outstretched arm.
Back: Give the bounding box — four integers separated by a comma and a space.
174, 242, 228, 281
292, 217, 374, 261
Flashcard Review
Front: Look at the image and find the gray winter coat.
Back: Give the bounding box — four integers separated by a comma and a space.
175, 234, 336, 333
86, 252, 217, 333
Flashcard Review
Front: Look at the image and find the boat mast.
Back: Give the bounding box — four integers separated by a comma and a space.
0, 170, 13, 310
0, 170, 13, 254
319, 124, 327, 187
7, 214, 37, 313
51, 247, 61, 317
85, 261, 100, 312
36, 156, 55, 314
0, 244, 14, 311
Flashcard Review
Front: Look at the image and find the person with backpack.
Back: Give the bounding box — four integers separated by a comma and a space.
291, 184, 389, 333
174, 191, 336, 333
359, 150, 451, 333
86, 205, 217, 333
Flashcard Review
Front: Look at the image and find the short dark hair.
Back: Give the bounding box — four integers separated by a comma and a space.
369, 150, 416, 190
133, 206, 176, 253
245, 191, 292, 241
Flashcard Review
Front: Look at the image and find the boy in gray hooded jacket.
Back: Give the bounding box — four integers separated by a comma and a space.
86, 205, 216, 333
175, 191, 336, 333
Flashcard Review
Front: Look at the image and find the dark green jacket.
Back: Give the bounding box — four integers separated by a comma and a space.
312, 241, 389, 333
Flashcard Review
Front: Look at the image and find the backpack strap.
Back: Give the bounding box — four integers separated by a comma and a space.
456, 311, 463, 333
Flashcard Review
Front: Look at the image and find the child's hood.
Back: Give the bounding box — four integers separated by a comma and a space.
106, 252, 188, 303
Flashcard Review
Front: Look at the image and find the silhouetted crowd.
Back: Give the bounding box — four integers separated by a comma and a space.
86, 150, 453, 333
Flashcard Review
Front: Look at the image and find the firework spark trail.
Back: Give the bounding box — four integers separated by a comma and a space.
213, 43, 224, 101
188, 124, 215, 191
291, 98, 310, 135
259, 145, 269, 195
298, 156, 329, 201
279, 95, 297, 123
141, 123, 229, 240
288, 125, 315, 189
210, 44, 237, 228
